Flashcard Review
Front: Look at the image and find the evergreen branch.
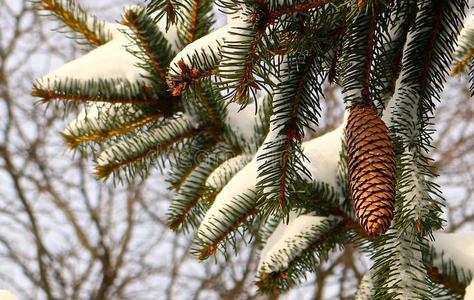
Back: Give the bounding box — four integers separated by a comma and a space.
451, 48, 474, 75
195, 205, 259, 260
176, 0, 214, 48
451, 15, 474, 75
257, 53, 325, 218
168, 194, 203, 231
267, 0, 335, 21
383, 0, 418, 96
340, 4, 389, 108
168, 139, 218, 192
146, 0, 178, 24
168, 60, 216, 96
34, 88, 158, 106
218, 21, 266, 104
372, 230, 431, 299
256, 217, 348, 293
193, 189, 259, 259
36, 0, 112, 46
470, 66, 474, 96
63, 113, 163, 149
187, 0, 200, 43
188, 83, 225, 132
95, 119, 201, 180
258, 137, 307, 219
427, 237, 473, 298
393, 0, 467, 151
32, 79, 162, 106
361, 3, 379, 100
123, 8, 175, 82
427, 266, 466, 296
167, 142, 235, 232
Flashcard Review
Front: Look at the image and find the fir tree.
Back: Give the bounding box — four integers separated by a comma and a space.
33, 0, 474, 298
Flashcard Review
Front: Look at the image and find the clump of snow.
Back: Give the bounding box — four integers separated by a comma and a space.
38, 24, 144, 85
197, 157, 258, 244
205, 154, 252, 190
257, 215, 332, 274
259, 211, 300, 262
302, 115, 347, 187
225, 102, 258, 143
0, 290, 19, 300
169, 25, 229, 75
355, 271, 375, 300
465, 278, 474, 300
432, 232, 474, 274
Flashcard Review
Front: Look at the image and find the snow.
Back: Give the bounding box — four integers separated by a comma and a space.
259, 211, 300, 262
38, 7, 179, 88
432, 232, 474, 274
257, 215, 331, 274
355, 271, 374, 300
385, 230, 427, 300
399, 150, 431, 222
0, 290, 19, 300
225, 102, 258, 143
301, 114, 347, 187
466, 279, 474, 300
205, 154, 252, 190
38, 24, 144, 85
168, 25, 229, 76
382, 74, 402, 127
196, 157, 258, 244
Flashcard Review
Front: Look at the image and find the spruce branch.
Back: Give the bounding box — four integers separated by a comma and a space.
95, 119, 201, 180
63, 113, 163, 149
256, 217, 348, 293
123, 7, 175, 82
146, 0, 178, 24
177, 0, 215, 48
427, 266, 467, 297
32, 79, 161, 106
36, 0, 112, 46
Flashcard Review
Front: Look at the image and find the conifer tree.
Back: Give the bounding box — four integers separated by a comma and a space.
33, 0, 474, 298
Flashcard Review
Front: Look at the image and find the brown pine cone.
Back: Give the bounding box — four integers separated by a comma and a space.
346, 104, 396, 237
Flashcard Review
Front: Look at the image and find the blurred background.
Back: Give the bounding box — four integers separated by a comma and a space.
0, 1, 473, 299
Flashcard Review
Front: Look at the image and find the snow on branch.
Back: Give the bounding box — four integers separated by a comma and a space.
63, 104, 162, 149
167, 25, 229, 95
95, 117, 199, 180
205, 154, 252, 192
257, 215, 333, 273
194, 157, 259, 259
256, 215, 345, 291
355, 271, 375, 300
432, 232, 474, 276
381, 231, 430, 300
37, 26, 144, 85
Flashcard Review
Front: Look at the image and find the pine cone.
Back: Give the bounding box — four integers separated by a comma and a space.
346, 104, 396, 237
